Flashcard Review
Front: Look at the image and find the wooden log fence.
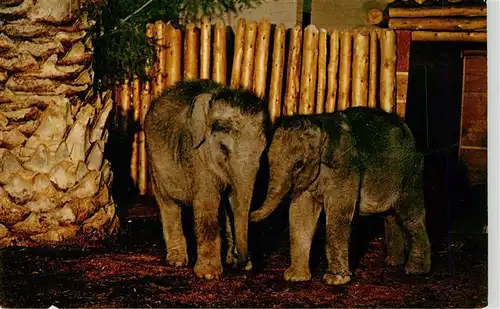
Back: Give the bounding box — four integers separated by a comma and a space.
386, 2, 487, 123
386, 4, 487, 43
114, 18, 399, 195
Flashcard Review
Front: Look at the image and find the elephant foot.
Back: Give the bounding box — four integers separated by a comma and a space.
405, 249, 431, 275
166, 249, 188, 267
404, 258, 431, 275
194, 259, 223, 280
385, 255, 405, 267
323, 273, 351, 286
284, 267, 311, 282
225, 249, 253, 271
225, 248, 238, 266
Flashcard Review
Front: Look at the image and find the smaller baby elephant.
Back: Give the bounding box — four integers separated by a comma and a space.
250, 107, 431, 286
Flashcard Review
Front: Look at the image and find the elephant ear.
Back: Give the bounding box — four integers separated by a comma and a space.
190, 93, 213, 149
320, 115, 356, 168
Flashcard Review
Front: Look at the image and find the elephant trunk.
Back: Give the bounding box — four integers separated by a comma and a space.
231, 178, 255, 267
250, 170, 290, 222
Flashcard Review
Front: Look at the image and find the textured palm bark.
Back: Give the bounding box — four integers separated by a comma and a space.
0, 0, 118, 247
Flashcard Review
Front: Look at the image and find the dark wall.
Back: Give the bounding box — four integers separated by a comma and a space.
405, 42, 487, 239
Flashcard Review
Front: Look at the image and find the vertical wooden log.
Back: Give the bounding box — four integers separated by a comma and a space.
120, 79, 132, 186
153, 21, 165, 98
130, 75, 141, 184
268, 23, 286, 123
230, 18, 246, 88
184, 24, 199, 80
253, 18, 271, 98
145, 23, 155, 78
368, 30, 379, 109
379, 29, 397, 113
138, 23, 154, 195
283, 26, 303, 116
120, 79, 130, 117
240, 20, 257, 90
139, 82, 151, 195
351, 31, 370, 107
315, 28, 328, 114
114, 83, 121, 109
113, 83, 122, 151
200, 17, 211, 79
299, 25, 320, 115
338, 31, 353, 111
396, 30, 411, 119
139, 84, 150, 127
212, 20, 227, 84
165, 24, 182, 88
325, 29, 340, 113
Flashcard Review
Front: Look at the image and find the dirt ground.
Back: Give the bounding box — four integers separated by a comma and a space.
0, 196, 488, 308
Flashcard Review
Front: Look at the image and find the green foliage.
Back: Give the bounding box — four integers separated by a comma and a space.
177, 0, 262, 22
85, 0, 263, 90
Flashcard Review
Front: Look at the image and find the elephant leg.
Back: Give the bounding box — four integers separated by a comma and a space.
284, 191, 322, 282
323, 188, 357, 286
396, 191, 431, 275
384, 213, 406, 267
157, 195, 188, 267
193, 191, 223, 280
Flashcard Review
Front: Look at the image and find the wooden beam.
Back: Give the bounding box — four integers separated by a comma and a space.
388, 6, 486, 18
366, 8, 385, 26
411, 31, 487, 42
462, 50, 487, 56
389, 17, 486, 31
395, 30, 411, 119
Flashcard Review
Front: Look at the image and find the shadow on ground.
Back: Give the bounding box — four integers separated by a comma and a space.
0, 194, 488, 308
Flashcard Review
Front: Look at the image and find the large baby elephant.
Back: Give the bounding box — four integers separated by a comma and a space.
144, 80, 270, 279
250, 106, 431, 285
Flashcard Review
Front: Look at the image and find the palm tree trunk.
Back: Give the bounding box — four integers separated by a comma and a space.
0, 0, 119, 247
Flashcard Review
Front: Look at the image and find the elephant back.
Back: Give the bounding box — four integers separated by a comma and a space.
341, 107, 418, 171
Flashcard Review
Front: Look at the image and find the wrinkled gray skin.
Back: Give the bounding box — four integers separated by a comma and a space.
144, 80, 269, 279
250, 107, 431, 285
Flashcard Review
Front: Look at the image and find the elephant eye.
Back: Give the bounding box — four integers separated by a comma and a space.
211, 120, 231, 133
220, 142, 230, 158
294, 160, 305, 170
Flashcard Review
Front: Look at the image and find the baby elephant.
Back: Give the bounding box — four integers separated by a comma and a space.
250, 106, 431, 285
145, 80, 270, 280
